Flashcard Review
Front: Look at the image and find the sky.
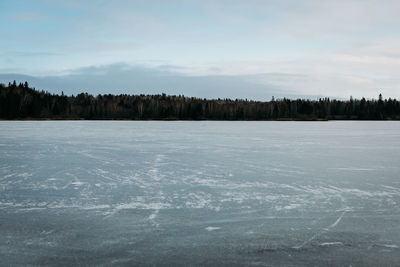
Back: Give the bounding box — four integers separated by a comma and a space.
1, 0, 400, 99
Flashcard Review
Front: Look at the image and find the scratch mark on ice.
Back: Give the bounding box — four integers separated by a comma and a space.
293, 210, 348, 250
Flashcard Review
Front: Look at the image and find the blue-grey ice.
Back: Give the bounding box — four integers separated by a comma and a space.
1, 121, 400, 266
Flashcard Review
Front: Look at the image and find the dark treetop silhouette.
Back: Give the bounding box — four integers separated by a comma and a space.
1, 81, 399, 120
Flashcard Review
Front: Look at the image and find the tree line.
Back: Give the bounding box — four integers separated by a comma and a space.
1, 81, 400, 120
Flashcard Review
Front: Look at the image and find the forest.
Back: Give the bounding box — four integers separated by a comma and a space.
1, 81, 400, 120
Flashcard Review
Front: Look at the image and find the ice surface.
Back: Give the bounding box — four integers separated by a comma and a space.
1, 121, 400, 266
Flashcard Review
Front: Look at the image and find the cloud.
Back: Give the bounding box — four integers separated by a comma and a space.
199, 0, 400, 41
0, 63, 296, 100
0, 51, 62, 57
1, 60, 398, 100
180, 55, 400, 99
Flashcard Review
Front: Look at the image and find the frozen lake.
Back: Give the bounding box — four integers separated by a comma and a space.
1, 121, 400, 266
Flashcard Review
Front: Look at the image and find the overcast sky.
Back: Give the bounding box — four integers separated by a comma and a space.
1, 0, 399, 99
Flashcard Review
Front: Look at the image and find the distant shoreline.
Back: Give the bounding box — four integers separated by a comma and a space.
0, 118, 329, 121
4, 118, 400, 121
2, 81, 400, 120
